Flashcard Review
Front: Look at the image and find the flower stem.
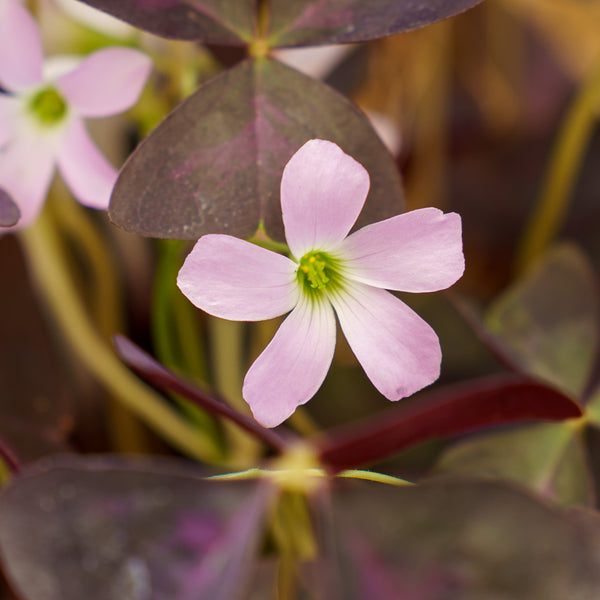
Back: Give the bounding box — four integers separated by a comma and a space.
210, 317, 262, 465
151, 239, 224, 447
515, 57, 600, 274
152, 240, 209, 381
51, 194, 153, 453
19, 210, 220, 463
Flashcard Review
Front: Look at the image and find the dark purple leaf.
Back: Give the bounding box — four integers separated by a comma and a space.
319, 478, 600, 599
318, 374, 582, 473
267, 0, 485, 47
0, 189, 19, 228
109, 57, 403, 241
0, 237, 73, 464
74, 0, 255, 43
113, 334, 290, 452
0, 455, 274, 600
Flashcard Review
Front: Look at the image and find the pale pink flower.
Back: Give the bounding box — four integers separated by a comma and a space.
178, 140, 464, 427
0, 0, 152, 231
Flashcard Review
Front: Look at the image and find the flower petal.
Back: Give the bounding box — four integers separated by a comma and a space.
331, 283, 441, 400
0, 0, 43, 90
0, 94, 18, 146
281, 139, 370, 258
243, 298, 336, 427
178, 235, 299, 321
0, 135, 55, 230
56, 48, 152, 118
56, 118, 117, 209
340, 207, 465, 292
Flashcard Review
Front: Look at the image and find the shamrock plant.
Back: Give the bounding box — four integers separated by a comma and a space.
4, 0, 600, 599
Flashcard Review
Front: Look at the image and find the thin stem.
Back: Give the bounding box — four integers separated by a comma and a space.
151, 240, 221, 445
115, 335, 289, 454
515, 57, 600, 274
152, 239, 208, 381
210, 317, 262, 464
51, 195, 152, 453
19, 211, 220, 463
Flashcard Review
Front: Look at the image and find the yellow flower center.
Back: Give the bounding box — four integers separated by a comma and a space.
296, 250, 343, 298
28, 87, 67, 127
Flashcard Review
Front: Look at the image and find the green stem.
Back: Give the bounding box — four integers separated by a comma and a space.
151, 240, 223, 447
210, 318, 261, 464
19, 211, 219, 462
515, 58, 600, 274
51, 196, 154, 453
152, 239, 209, 380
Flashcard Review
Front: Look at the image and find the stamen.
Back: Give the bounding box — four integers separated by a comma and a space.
28, 87, 67, 127
296, 250, 343, 298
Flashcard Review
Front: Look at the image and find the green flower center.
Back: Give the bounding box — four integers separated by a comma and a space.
296, 250, 343, 298
28, 87, 67, 127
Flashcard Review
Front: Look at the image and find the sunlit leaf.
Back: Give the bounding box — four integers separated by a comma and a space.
268, 0, 485, 47
0, 237, 73, 463
109, 57, 403, 241
0, 455, 274, 600
74, 0, 255, 43
318, 374, 582, 473
320, 478, 600, 599
436, 421, 593, 506
486, 244, 600, 398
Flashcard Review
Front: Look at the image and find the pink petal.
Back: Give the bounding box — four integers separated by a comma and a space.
331, 283, 441, 400
0, 0, 43, 90
0, 135, 55, 230
281, 139, 370, 259
56, 118, 117, 209
243, 297, 336, 427
56, 48, 152, 118
177, 235, 299, 321
0, 95, 18, 146
340, 208, 465, 292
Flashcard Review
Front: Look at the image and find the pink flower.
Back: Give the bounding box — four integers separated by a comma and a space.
0, 0, 152, 231
178, 140, 464, 427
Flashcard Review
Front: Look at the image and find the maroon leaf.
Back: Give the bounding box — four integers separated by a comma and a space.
267, 0, 486, 47
108, 57, 403, 241
74, 0, 256, 44
0, 189, 19, 228
0, 455, 275, 600
318, 374, 582, 473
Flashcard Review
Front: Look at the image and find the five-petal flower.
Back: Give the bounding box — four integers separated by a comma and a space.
178, 139, 465, 427
0, 0, 152, 231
